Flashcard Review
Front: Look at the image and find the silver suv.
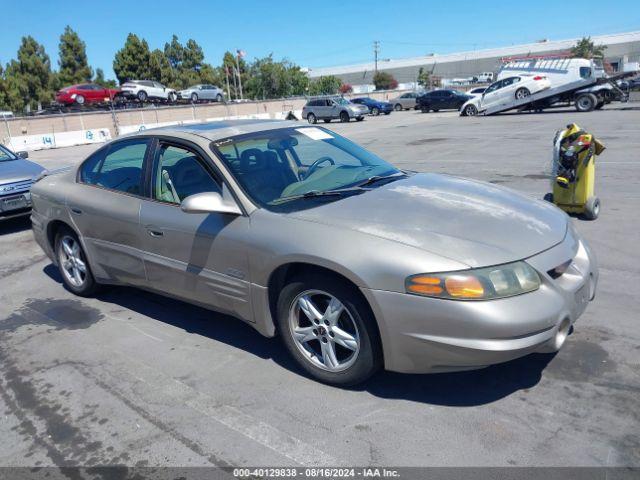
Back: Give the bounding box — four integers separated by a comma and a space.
0, 144, 45, 221
302, 97, 368, 124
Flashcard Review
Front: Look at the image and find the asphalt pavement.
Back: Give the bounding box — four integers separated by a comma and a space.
1, 105, 638, 472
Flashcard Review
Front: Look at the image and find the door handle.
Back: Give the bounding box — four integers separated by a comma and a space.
70, 207, 83, 215
147, 229, 164, 237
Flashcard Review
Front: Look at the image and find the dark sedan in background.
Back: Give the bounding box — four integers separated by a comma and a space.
418, 90, 473, 112
351, 97, 394, 115
0, 144, 45, 220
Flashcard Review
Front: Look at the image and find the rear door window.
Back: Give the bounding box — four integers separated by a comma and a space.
80, 139, 150, 196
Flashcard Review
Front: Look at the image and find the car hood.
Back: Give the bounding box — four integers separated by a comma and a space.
288, 173, 568, 268
0, 158, 45, 184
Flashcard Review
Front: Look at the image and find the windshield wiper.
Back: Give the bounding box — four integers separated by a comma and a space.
271, 188, 361, 205
354, 171, 407, 188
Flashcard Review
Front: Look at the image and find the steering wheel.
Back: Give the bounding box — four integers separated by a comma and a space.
304, 156, 335, 180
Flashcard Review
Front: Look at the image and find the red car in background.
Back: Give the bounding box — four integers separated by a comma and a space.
55, 83, 121, 106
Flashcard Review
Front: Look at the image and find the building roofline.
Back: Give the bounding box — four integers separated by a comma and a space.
308, 30, 640, 77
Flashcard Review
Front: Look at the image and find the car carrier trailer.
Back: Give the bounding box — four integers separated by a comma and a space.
461, 56, 638, 116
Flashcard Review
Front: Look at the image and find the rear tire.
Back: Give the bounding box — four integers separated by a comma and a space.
55, 227, 98, 297
575, 93, 597, 112
583, 196, 600, 220
276, 273, 382, 386
515, 87, 531, 100
371, 107, 380, 116
307, 113, 317, 124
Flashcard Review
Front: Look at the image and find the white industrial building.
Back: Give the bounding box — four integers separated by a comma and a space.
308, 31, 640, 90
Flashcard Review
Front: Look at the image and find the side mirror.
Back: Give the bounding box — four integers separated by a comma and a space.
181, 191, 242, 215
17, 151, 29, 159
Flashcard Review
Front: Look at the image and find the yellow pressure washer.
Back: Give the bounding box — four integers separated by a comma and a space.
544, 123, 605, 220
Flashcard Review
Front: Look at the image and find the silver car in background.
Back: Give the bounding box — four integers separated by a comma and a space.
0, 144, 45, 221
390, 91, 421, 111
302, 97, 368, 124
30, 120, 597, 386
178, 84, 225, 103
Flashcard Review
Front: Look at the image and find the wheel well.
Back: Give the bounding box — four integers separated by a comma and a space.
46, 220, 75, 251
267, 262, 381, 340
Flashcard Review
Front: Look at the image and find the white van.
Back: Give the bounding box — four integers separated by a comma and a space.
477, 72, 494, 83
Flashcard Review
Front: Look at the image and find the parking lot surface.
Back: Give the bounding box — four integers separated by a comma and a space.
1, 107, 639, 469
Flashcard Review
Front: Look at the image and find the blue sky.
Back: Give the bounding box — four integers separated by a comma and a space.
1, 0, 639, 80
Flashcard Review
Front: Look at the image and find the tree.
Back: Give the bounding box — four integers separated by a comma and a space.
0, 64, 8, 111
163, 35, 184, 70
222, 51, 247, 99
571, 37, 607, 59
149, 49, 174, 85
94, 68, 117, 88
4, 36, 53, 111
58, 26, 93, 85
373, 71, 398, 90
308, 76, 341, 96
417, 67, 430, 87
243, 55, 309, 99
113, 33, 151, 84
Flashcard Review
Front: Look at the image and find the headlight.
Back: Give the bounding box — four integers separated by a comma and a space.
406, 261, 541, 300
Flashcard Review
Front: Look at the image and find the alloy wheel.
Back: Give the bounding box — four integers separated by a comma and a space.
288, 290, 360, 372
58, 235, 87, 288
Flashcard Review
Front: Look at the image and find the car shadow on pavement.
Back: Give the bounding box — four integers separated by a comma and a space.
43, 263, 557, 407
0, 216, 31, 235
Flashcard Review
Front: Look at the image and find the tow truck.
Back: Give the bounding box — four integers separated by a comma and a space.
460, 54, 638, 116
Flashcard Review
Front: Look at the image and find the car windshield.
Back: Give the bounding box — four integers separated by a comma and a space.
334, 97, 351, 105
0, 145, 17, 162
211, 127, 401, 210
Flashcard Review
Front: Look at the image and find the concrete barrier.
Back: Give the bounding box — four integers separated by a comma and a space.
3, 128, 112, 152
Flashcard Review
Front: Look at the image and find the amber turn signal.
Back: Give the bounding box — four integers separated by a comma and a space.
444, 276, 485, 298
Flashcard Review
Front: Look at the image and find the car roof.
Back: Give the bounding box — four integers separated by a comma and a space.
126, 119, 307, 142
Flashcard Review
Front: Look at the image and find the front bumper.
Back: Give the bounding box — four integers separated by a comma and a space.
361, 228, 598, 373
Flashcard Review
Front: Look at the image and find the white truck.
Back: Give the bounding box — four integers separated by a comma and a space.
461, 57, 634, 116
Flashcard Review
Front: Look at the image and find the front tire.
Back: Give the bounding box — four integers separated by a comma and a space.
55, 228, 98, 296
137, 90, 148, 102
216, 93, 223, 102
277, 274, 382, 386
575, 93, 597, 112
462, 104, 478, 116
191, 93, 199, 103
75, 95, 85, 105
340, 111, 350, 123
394, 103, 403, 111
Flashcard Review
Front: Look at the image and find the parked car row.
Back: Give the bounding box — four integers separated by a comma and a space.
54, 81, 226, 107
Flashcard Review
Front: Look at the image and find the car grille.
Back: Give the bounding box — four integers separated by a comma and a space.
0, 179, 33, 197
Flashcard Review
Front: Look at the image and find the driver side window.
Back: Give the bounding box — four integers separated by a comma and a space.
485, 80, 503, 93
152, 144, 221, 205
